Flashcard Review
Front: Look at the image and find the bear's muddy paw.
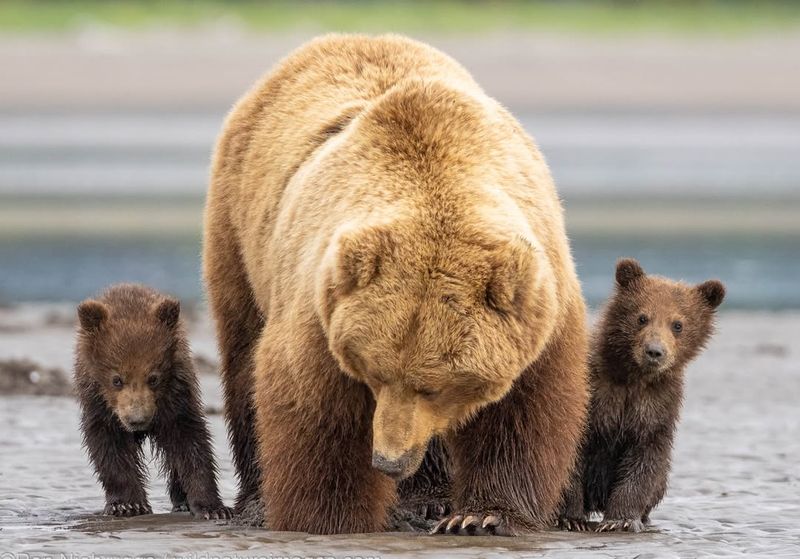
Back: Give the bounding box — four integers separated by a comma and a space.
415, 502, 451, 520
557, 515, 591, 532
191, 503, 233, 521
104, 501, 152, 517
431, 512, 525, 536
171, 502, 190, 513
595, 518, 644, 533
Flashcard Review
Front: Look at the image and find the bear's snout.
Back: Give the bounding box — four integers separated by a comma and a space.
644, 341, 667, 364
371, 448, 423, 481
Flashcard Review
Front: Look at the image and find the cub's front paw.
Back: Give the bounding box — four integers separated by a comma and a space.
557, 515, 591, 532
595, 518, 644, 533
171, 501, 190, 513
104, 501, 152, 517
431, 512, 525, 536
191, 503, 233, 520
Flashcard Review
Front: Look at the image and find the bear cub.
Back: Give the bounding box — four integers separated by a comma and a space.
560, 259, 725, 532
74, 284, 231, 519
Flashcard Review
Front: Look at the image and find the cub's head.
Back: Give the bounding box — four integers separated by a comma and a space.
600, 258, 725, 381
317, 220, 558, 480
76, 288, 183, 432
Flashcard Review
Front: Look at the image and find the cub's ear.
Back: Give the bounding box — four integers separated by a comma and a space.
486, 236, 537, 314
334, 225, 395, 292
154, 297, 181, 329
77, 300, 108, 331
616, 258, 646, 289
696, 279, 726, 309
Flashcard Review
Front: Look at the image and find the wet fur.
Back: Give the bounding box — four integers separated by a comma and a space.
74, 284, 229, 518
560, 259, 725, 531
204, 34, 588, 534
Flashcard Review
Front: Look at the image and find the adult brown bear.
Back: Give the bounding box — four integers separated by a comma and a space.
203, 34, 588, 535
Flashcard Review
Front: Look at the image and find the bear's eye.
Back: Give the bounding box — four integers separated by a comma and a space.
111, 375, 123, 389
147, 373, 160, 387
672, 320, 683, 333
416, 387, 440, 399
638, 314, 649, 325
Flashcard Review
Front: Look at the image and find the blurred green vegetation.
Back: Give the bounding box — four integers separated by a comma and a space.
2, 0, 800, 35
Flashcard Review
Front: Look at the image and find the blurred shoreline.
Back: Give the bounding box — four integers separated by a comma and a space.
2, 28, 800, 112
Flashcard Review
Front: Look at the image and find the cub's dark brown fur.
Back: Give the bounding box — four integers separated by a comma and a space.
560, 259, 725, 532
74, 284, 231, 519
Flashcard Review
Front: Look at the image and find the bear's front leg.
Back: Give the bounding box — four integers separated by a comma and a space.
557, 452, 590, 532
434, 332, 589, 536
167, 467, 189, 512
253, 326, 396, 534
152, 369, 232, 521
397, 437, 452, 523
595, 428, 672, 533
79, 391, 152, 517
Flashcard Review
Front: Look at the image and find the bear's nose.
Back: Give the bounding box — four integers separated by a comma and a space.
372, 452, 410, 480
645, 342, 666, 361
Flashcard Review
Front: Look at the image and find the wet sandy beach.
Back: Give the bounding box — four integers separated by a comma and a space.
1, 306, 798, 557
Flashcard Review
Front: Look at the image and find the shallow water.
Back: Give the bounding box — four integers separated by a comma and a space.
2, 232, 798, 310
1, 311, 799, 557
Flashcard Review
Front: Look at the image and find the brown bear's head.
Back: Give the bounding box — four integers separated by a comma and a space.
77, 295, 182, 432
317, 219, 558, 480
599, 258, 725, 382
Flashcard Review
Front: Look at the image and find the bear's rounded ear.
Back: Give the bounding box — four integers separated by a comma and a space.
616, 258, 646, 289
335, 225, 395, 292
77, 300, 108, 331
154, 297, 181, 329
486, 236, 537, 314
696, 280, 726, 309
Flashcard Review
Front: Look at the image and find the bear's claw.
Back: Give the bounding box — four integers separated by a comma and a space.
431, 512, 518, 536
104, 502, 152, 517
557, 516, 591, 531
595, 518, 644, 533
193, 505, 233, 520
415, 502, 450, 520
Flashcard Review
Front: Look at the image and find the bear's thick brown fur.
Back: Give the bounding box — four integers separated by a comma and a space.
559, 259, 725, 532
74, 284, 230, 519
203, 34, 588, 535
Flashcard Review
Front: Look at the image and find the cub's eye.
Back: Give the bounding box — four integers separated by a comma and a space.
147, 374, 160, 387
638, 314, 649, 325
111, 375, 123, 388
672, 321, 683, 333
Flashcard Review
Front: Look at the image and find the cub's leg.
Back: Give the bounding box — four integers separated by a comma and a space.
583, 430, 619, 517
435, 316, 589, 536
79, 392, 151, 516
203, 207, 264, 514
397, 437, 452, 521
167, 468, 189, 512
153, 367, 231, 520
254, 323, 396, 534
641, 464, 669, 526
595, 429, 672, 533
557, 449, 590, 531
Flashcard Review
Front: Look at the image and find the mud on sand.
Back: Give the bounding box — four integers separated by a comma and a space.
0, 308, 798, 557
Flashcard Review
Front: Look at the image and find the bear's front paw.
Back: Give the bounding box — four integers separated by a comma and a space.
595, 518, 644, 533
431, 512, 524, 536
171, 501, 190, 513
104, 501, 152, 517
414, 501, 451, 521
190, 503, 233, 520
557, 515, 591, 532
